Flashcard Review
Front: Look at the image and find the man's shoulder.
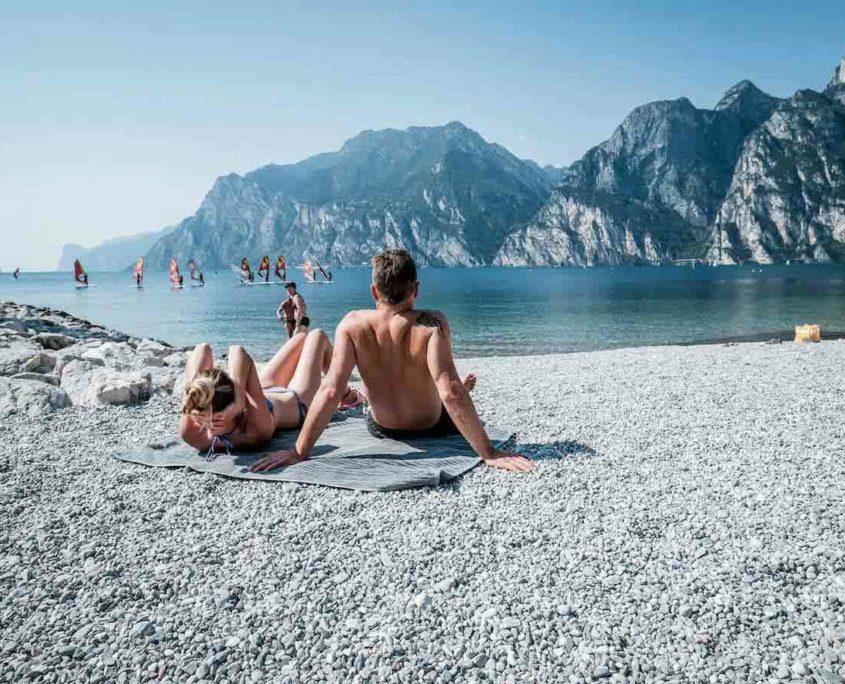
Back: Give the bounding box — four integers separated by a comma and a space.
414, 309, 449, 332
339, 309, 376, 329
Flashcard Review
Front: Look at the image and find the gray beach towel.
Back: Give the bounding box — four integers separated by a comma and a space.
114, 416, 513, 492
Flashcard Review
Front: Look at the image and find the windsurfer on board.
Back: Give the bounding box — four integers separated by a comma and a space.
13, 268, 20, 280
275, 256, 287, 282
258, 256, 271, 283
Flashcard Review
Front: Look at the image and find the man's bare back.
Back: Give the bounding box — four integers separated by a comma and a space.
344, 307, 449, 429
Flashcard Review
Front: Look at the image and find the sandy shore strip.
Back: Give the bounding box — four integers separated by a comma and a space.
2, 325, 845, 682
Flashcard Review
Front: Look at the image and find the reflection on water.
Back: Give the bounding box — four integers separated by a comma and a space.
2, 264, 845, 358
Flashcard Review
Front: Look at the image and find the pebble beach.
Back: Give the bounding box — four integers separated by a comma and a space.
1, 302, 845, 683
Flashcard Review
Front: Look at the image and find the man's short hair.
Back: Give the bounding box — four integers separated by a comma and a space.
372, 249, 417, 304
285, 282, 297, 290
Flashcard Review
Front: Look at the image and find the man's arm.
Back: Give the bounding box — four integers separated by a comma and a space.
295, 294, 307, 321
251, 318, 357, 471
426, 313, 533, 473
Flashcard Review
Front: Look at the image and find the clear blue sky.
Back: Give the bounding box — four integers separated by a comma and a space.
2, 0, 843, 270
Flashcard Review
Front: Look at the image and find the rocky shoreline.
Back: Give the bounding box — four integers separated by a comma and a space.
0, 301, 187, 419
2, 303, 845, 683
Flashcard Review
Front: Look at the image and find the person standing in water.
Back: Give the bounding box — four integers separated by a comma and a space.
276, 296, 295, 339
276, 282, 309, 338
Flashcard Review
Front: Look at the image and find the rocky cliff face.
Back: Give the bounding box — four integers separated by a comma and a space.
495, 82, 782, 265
708, 88, 845, 263
144, 122, 552, 269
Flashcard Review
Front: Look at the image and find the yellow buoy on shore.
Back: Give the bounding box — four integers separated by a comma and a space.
794, 324, 821, 343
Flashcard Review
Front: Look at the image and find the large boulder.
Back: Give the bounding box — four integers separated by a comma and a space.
0, 377, 71, 418
136, 338, 172, 357
60, 359, 151, 406
32, 332, 78, 351
79, 341, 159, 371
0, 320, 27, 334
11, 372, 60, 386
171, 372, 187, 400
54, 347, 105, 378
20, 352, 57, 374
81, 341, 138, 369
0, 344, 44, 376
163, 351, 188, 367
145, 366, 182, 397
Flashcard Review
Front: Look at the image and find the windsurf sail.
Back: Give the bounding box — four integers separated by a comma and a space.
240, 258, 253, 282
275, 255, 286, 280
258, 256, 270, 281
133, 257, 144, 282
303, 260, 316, 283
188, 259, 200, 280
169, 259, 181, 286
74, 259, 87, 284
316, 260, 330, 281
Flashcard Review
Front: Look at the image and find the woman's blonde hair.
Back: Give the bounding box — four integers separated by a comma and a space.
181, 368, 235, 415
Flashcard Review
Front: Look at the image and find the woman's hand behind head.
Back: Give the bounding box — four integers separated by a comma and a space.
210, 410, 239, 436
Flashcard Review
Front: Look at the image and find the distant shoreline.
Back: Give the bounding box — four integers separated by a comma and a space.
3, 299, 838, 362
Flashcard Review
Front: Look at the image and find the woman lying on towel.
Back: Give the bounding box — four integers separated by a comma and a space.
179, 330, 363, 455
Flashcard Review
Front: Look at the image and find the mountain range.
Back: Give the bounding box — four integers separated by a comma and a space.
57, 225, 176, 272
62, 56, 845, 269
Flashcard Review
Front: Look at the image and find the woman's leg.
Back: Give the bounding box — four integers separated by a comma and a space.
287, 329, 350, 406
258, 332, 307, 389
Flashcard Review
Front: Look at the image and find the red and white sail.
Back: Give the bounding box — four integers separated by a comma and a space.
240, 258, 252, 281
275, 255, 286, 280
303, 260, 315, 283
258, 256, 270, 279
169, 259, 181, 286
74, 259, 87, 283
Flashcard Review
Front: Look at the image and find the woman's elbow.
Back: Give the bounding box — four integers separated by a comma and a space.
228, 344, 246, 360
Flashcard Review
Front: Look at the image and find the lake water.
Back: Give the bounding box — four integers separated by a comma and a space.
3, 265, 845, 358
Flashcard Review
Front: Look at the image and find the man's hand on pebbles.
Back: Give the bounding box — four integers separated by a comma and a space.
250, 448, 304, 472
483, 449, 534, 472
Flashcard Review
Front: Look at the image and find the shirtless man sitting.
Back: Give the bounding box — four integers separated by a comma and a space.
252, 249, 533, 473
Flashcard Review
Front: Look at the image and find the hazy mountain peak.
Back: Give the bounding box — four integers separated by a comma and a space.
828, 55, 845, 89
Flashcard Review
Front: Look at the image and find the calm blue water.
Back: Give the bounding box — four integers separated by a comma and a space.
2, 265, 845, 358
